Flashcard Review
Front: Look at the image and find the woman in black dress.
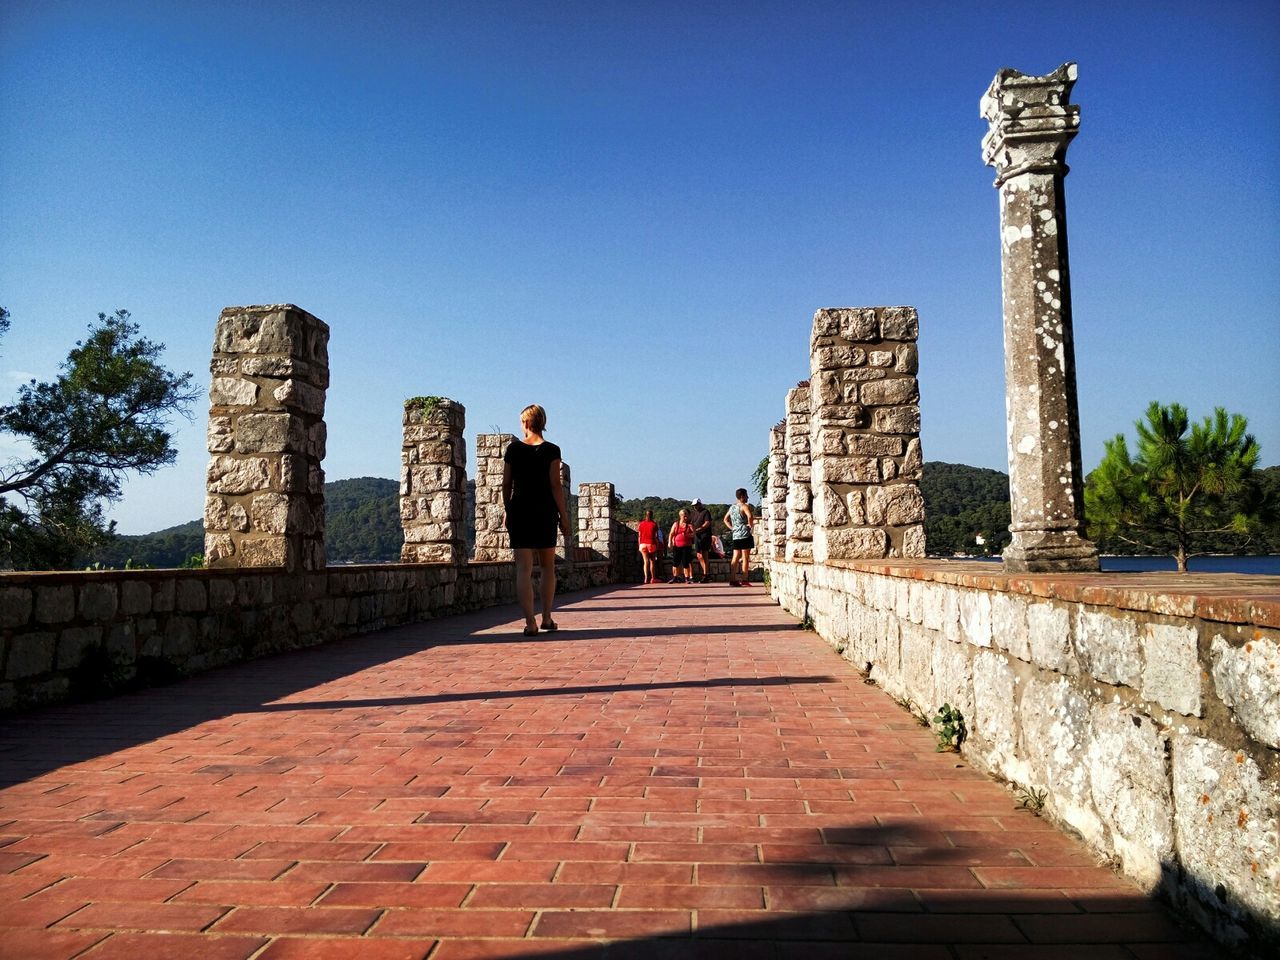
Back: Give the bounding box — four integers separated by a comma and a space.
502, 404, 573, 636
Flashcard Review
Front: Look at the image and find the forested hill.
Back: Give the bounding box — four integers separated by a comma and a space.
89, 463, 1280, 568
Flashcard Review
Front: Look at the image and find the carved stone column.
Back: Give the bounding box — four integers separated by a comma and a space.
982, 62, 1099, 572
400, 398, 467, 564
784, 384, 814, 561
473, 433, 515, 562
204, 304, 328, 572
767, 422, 788, 560
809, 308, 925, 562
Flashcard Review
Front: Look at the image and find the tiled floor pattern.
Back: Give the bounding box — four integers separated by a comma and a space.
0, 582, 1222, 958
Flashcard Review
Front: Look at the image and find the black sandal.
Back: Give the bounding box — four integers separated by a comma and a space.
541, 620, 559, 632
522, 625, 539, 636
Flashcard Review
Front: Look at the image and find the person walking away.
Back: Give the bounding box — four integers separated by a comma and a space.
689, 498, 713, 583
503, 404, 573, 635
637, 509, 659, 584
668, 509, 696, 584
723, 488, 755, 587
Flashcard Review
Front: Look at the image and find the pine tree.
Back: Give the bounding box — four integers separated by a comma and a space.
1085, 402, 1270, 572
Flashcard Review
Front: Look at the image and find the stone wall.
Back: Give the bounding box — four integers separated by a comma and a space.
400, 398, 467, 564
765, 423, 788, 560
809, 307, 924, 562
473, 433, 515, 562
766, 557, 1280, 948
0, 560, 610, 713
205, 305, 329, 572
578, 482, 614, 561
783, 384, 813, 561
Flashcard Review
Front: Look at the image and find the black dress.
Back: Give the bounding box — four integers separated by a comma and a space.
504, 439, 562, 550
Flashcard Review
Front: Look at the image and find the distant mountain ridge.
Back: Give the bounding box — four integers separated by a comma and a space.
91, 463, 1280, 567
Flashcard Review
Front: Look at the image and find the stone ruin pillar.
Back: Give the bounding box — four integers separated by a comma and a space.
809, 308, 925, 561
982, 62, 1099, 572
578, 482, 614, 561
205, 304, 328, 572
556, 462, 573, 560
400, 398, 467, 564
473, 433, 515, 562
784, 383, 814, 561
766, 422, 788, 560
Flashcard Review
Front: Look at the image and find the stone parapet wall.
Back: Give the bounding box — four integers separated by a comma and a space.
578, 482, 614, 561
766, 558, 1280, 949
766, 423, 788, 560
400, 399, 467, 564
783, 384, 813, 561
809, 307, 924, 562
0, 560, 610, 713
473, 433, 515, 562
205, 305, 329, 572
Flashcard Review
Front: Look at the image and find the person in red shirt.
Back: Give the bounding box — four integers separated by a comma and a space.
668, 509, 696, 584
637, 509, 659, 584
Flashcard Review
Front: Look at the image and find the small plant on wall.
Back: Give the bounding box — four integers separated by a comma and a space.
932, 703, 966, 752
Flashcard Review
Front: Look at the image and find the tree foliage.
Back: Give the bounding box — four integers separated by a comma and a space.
1084, 402, 1271, 571
0, 310, 196, 569
920, 461, 1012, 556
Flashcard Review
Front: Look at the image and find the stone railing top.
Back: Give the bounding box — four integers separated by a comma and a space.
812, 557, 1280, 629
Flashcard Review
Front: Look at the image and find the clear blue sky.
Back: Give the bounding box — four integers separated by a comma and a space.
2, 0, 1277, 534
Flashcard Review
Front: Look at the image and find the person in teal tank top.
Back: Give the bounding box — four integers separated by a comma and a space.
722, 487, 756, 587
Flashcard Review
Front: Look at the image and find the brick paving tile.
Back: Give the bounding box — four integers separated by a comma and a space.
0, 928, 106, 960
0, 583, 1225, 957
255, 938, 437, 960
75, 933, 267, 959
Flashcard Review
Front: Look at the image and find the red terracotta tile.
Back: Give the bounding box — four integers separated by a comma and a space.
256, 939, 436, 960
531, 909, 691, 939
76, 933, 266, 960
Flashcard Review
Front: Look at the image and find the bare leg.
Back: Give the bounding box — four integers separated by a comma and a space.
538, 546, 557, 626
742, 548, 752, 583
698, 551, 708, 580
515, 549, 537, 631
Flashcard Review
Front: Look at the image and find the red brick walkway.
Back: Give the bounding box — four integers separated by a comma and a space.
0, 582, 1220, 959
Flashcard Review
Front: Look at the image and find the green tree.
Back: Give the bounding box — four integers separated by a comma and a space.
752, 454, 769, 502
0, 310, 196, 569
1084, 402, 1270, 572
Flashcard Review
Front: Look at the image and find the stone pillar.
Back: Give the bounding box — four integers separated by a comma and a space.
784, 383, 814, 561
982, 62, 1099, 572
578, 482, 614, 561
809, 308, 925, 561
556, 462, 573, 560
767, 422, 788, 560
204, 304, 328, 572
400, 398, 467, 564
473, 433, 515, 562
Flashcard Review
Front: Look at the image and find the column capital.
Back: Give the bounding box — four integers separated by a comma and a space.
981, 62, 1079, 185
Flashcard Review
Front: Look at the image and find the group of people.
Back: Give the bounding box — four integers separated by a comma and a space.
636, 491, 756, 587
499, 402, 759, 637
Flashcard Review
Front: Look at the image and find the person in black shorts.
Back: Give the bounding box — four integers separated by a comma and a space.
689, 498, 713, 583
503, 404, 573, 636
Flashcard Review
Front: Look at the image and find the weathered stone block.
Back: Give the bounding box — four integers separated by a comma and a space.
78, 582, 118, 621
991, 592, 1030, 660
959, 590, 994, 647
837, 308, 879, 341
867, 485, 924, 527
860, 378, 919, 406
239, 538, 289, 567
845, 435, 903, 457
900, 524, 926, 557
1139, 622, 1201, 717
207, 456, 271, 495
119, 580, 151, 616
6, 632, 55, 679
1027, 601, 1076, 674
1087, 704, 1174, 890
1074, 608, 1141, 688
235, 413, 302, 454
209, 377, 259, 407
272, 378, 325, 416
35, 586, 74, 624
822, 528, 887, 558
1210, 633, 1280, 748
56, 626, 101, 669
895, 343, 919, 374
1020, 675, 1101, 843
0, 587, 32, 628
880, 306, 919, 341
205, 496, 229, 531
872, 405, 921, 434
1172, 735, 1280, 934
208, 416, 233, 452
820, 457, 880, 484
250, 493, 291, 535
813, 486, 849, 527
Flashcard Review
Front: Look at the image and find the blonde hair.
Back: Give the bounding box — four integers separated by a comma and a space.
520, 403, 547, 434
